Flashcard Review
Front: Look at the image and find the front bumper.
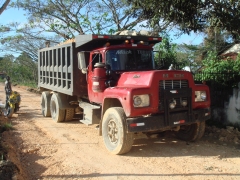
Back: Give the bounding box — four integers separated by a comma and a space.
126, 108, 210, 133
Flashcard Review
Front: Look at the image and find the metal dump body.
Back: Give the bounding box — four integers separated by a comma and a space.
38, 42, 87, 96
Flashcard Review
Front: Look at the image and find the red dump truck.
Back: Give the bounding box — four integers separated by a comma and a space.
38, 34, 211, 154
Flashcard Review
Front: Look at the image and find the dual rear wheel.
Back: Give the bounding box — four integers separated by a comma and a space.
41, 92, 74, 122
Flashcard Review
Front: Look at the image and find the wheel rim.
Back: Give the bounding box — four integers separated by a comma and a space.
107, 119, 118, 144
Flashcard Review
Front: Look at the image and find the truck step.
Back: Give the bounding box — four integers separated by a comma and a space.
79, 119, 93, 126
79, 101, 101, 125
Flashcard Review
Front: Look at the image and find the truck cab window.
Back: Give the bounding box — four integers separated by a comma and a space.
91, 53, 102, 71
106, 49, 153, 71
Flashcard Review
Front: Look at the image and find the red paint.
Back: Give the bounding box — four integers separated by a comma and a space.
92, 67, 106, 92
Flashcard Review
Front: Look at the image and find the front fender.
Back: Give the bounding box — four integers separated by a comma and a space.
103, 87, 131, 116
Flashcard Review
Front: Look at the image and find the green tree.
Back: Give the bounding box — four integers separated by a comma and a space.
195, 52, 240, 87
127, 0, 240, 40
154, 35, 180, 69
0, 54, 15, 77
15, 52, 38, 83
176, 44, 203, 72
11, 0, 149, 39
0, 53, 38, 87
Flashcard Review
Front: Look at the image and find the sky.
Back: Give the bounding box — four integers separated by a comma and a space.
0, 7, 204, 56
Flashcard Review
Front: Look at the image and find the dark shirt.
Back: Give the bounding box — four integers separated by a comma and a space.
5, 80, 12, 94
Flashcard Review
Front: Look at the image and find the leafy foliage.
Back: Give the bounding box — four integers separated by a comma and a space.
11, 0, 149, 39
154, 35, 196, 70
0, 53, 37, 87
154, 36, 178, 69
127, 0, 240, 40
176, 44, 204, 72
0, 22, 59, 61
195, 52, 240, 87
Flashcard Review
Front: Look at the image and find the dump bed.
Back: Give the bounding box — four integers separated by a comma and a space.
38, 42, 87, 96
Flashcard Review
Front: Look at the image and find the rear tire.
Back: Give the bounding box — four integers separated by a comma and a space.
50, 93, 65, 122
65, 108, 75, 121
102, 107, 133, 155
174, 121, 206, 142
41, 91, 51, 117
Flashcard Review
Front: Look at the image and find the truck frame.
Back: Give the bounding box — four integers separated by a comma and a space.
38, 34, 211, 154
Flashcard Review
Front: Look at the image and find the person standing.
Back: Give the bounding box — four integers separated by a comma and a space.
5, 76, 12, 108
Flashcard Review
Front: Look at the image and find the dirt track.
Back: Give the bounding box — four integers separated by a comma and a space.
1, 82, 240, 180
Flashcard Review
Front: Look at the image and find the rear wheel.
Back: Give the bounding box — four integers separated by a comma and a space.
174, 121, 206, 142
41, 91, 51, 117
50, 93, 65, 122
65, 108, 75, 121
102, 107, 133, 155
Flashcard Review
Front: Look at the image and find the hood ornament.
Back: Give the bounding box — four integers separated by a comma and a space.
133, 74, 140, 78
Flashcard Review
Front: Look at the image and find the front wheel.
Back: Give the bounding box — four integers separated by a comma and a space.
174, 121, 206, 142
102, 107, 133, 155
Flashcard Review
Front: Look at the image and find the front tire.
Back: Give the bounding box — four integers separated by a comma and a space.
102, 107, 133, 155
50, 93, 65, 122
41, 91, 51, 117
174, 121, 206, 142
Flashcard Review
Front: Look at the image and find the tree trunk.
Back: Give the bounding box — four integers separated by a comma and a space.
0, 0, 10, 15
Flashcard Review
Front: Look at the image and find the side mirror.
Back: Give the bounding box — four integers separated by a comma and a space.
77, 52, 87, 74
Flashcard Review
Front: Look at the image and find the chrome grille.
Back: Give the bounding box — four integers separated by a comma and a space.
160, 80, 189, 89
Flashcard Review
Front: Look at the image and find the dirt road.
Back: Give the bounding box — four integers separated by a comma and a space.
1, 82, 240, 180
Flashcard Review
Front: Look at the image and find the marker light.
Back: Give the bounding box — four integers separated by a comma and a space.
105, 42, 110, 47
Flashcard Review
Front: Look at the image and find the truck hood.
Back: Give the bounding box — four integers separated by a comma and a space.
116, 70, 195, 88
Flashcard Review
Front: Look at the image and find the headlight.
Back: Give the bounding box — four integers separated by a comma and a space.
181, 99, 188, 107
195, 91, 207, 102
169, 99, 176, 109
133, 94, 150, 107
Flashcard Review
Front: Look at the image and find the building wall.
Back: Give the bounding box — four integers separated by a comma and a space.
213, 82, 240, 125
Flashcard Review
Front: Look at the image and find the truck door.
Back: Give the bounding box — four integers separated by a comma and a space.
88, 52, 105, 103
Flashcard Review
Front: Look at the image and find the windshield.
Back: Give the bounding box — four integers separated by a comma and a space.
106, 49, 153, 71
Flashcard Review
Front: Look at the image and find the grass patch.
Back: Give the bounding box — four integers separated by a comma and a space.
20, 82, 37, 88
0, 123, 13, 133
